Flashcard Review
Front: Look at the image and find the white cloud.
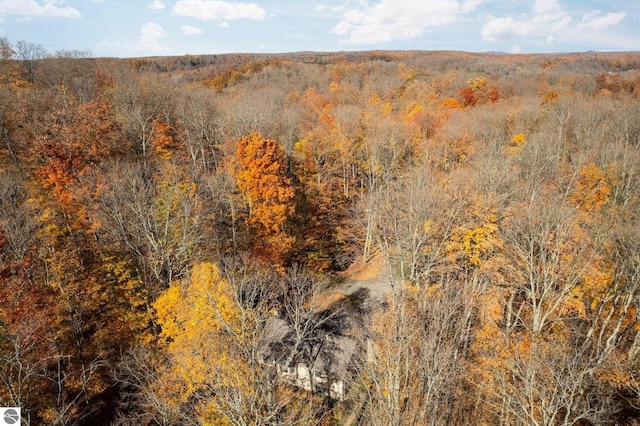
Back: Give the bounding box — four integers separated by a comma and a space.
315, 4, 346, 13
140, 22, 167, 45
578, 10, 625, 31
483, 8, 568, 42
461, 0, 484, 13
481, 17, 532, 41
181, 25, 203, 35
219, 21, 229, 28
100, 22, 170, 55
479, 1, 632, 51
0, 0, 81, 18
173, 0, 267, 21
532, 0, 564, 21
330, 0, 460, 45
148, 0, 166, 10
480, 1, 577, 43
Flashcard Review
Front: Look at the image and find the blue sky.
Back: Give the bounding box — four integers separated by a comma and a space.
0, 0, 638, 57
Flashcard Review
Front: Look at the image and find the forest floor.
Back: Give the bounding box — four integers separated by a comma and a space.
333, 252, 394, 304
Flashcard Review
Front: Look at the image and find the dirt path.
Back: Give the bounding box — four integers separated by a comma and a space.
332, 253, 395, 303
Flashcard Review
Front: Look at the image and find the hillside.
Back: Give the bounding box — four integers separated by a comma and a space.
1, 45, 639, 425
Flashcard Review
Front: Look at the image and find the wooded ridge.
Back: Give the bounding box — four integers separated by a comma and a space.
1, 38, 639, 425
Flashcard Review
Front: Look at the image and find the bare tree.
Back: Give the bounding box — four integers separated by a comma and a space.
0, 37, 15, 82
357, 273, 479, 426
368, 164, 459, 287
93, 161, 202, 294
15, 40, 48, 83
174, 89, 222, 175
43, 49, 95, 110
112, 75, 176, 167
0, 173, 38, 263
112, 345, 189, 426
481, 334, 615, 426
500, 192, 592, 334
276, 265, 342, 373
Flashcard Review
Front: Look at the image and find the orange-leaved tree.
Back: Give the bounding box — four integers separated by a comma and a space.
235, 131, 295, 265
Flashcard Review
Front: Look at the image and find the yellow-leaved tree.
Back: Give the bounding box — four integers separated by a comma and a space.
154, 262, 245, 425
152, 262, 318, 425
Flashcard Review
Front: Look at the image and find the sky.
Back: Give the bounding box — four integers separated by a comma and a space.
0, 0, 638, 57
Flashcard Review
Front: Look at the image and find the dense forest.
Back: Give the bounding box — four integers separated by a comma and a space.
1, 37, 640, 425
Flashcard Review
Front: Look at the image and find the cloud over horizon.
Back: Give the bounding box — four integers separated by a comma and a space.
330, 0, 462, 45
148, 0, 166, 10
481, 0, 627, 49
99, 22, 170, 55
172, 0, 267, 21
0, 0, 635, 57
0, 0, 81, 19
577, 10, 626, 31
181, 25, 203, 35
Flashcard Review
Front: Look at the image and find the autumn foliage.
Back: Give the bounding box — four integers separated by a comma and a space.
235, 131, 295, 265
0, 43, 639, 425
